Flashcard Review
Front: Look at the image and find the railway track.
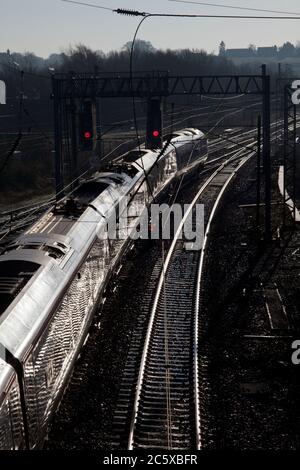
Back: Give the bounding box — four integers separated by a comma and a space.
110, 120, 292, 450
124, 115, 295, 450
112, 148, 254, 450
0, 198, 55, 243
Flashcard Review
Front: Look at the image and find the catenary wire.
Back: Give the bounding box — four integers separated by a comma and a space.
167, 0, 300, 16
61, 2, 300, 18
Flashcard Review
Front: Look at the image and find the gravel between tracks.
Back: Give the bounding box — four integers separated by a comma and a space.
201, 154, 300, 450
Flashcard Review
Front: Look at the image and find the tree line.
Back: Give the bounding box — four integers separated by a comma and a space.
0, 41, 290, 205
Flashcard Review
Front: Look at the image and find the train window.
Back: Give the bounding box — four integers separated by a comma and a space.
0, 261, 40, 316
111, 163, 139, 177
123, 150, 147, 163
44, 246, 65, 260
126, 166, 140, 177
22, 244, 41, 250
55, 242, 68, 250
73, 181, 109, 201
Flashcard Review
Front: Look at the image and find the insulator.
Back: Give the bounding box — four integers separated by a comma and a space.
114, 9, 147, 16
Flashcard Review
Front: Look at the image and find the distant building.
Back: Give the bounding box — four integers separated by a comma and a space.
257, 46, 278, 57
225, 48, 254, 58
223, 45, 279, 62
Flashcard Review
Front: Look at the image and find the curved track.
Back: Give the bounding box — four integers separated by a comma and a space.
112, 119, 290, 450
122, 150, 254, 450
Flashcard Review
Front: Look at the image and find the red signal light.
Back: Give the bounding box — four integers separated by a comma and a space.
152, 130, 160, 138
84, 131, 92, 139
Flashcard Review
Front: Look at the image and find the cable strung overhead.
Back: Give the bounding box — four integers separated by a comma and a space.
61, 1, 300, 18
167, 0, 300, 16
61, 0, 114, 11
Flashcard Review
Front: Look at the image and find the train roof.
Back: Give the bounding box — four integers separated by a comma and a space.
0, 170, 136, 360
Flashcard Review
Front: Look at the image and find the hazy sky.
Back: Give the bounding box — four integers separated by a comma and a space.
2, 0, 300, 57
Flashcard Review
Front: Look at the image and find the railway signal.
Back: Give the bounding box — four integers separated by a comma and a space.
146, 98, 163, 149
79, 100, 95, 151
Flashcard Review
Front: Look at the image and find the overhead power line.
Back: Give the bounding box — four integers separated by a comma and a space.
61, 0, 114, 11
118, 12, 300, 19
167, 0, 300, 16
61, 1, 300, 18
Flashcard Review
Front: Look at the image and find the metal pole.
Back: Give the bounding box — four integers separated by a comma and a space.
283, 86, 288, 228
283, 86, 297, 229
262, 64, 272, 241
52, 76, 64, 199
19, 70, 24, 134
94, 65, 102, 160
275, 63, 281, 148
70, 99, 78, 187
293, 99, 297, 224
256, 114, 261, 228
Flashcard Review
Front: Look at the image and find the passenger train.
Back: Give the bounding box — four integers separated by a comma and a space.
0, 128, 207, 449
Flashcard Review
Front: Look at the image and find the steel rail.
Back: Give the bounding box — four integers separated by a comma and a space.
127, 146, 253, 450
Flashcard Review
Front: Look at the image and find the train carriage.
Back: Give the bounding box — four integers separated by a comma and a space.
0, 129, 207, 449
